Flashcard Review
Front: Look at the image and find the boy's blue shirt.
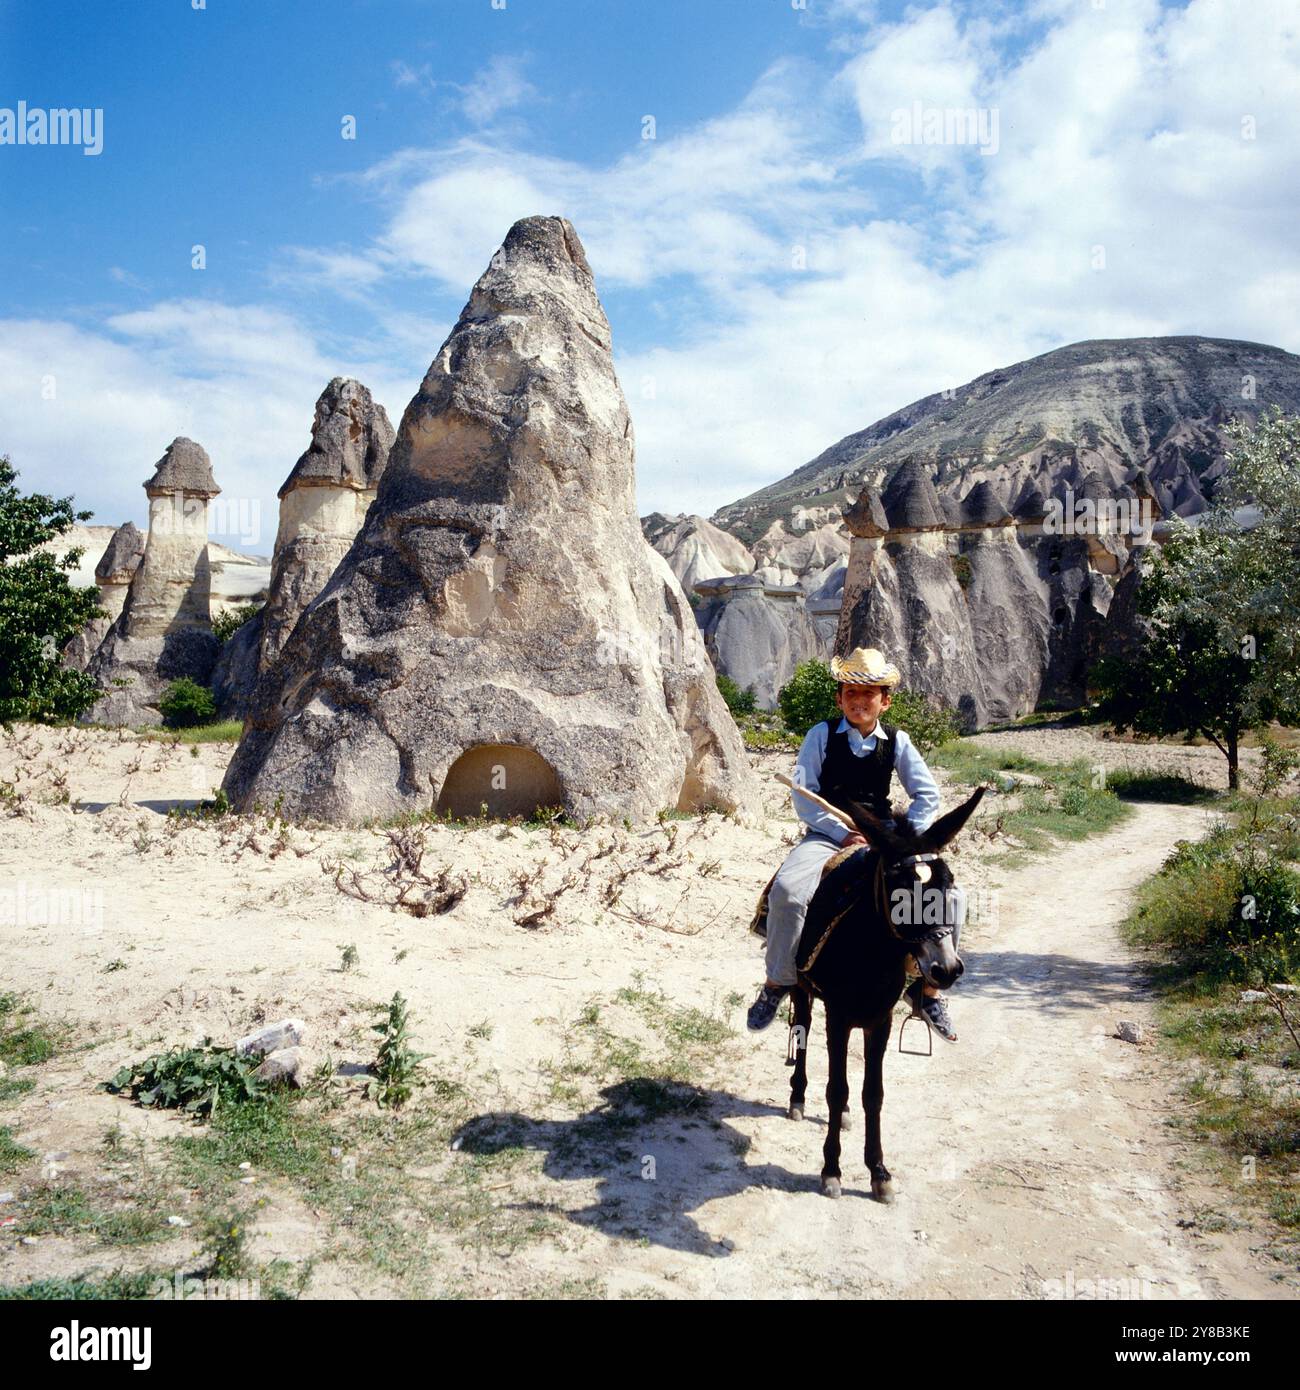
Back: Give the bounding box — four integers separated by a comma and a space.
792, 716, 941, 844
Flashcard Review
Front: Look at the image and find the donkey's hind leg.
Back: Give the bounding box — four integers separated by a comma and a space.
788, 988, 812, 1121
821, 1011, 852, 1198
863, 1017, 894, 1203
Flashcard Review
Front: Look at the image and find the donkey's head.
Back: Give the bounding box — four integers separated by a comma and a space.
841, 787, 985, 989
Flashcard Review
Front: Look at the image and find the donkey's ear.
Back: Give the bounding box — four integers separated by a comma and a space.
842, 800, 908, 852
914, 787, 985, 854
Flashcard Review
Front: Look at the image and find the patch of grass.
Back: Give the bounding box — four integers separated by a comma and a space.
1005, 781, 1129, 850
735, 709, 801, 753
0, 1125, 34, 1173
1123, 784, 1300, 1247
929, 746, 1132, 857
138, 720, 243, 744
0, 993, 67, 1068
18, 1179, 172, 1247
169, 1091, 338, 1192
0, 1270, 166, 1300
0, 1077, 35, 1104
929, 741, 1057, 783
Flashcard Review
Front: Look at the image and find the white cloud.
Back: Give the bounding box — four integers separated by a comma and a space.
0, 306, 413, 552
460, 54, 537, 126
5, 0, 1299, 532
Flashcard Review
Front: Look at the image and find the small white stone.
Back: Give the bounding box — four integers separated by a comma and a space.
237, 1162, 252, 1170
235, 1019, 305, 1058
1114, 1021, 1144, 1044
166, 1215, 190, 1227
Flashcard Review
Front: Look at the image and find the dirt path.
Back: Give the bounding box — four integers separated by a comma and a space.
590, 802, 1287, 1300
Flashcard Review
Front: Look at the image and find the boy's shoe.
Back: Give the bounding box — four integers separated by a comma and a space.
747, 983, 790, 1032
905, 977, 957, 1042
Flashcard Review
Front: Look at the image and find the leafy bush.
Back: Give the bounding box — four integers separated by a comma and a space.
885, 686, 963, 754
777, 660, 838, 736
158, 677, 216, 729
212, 603, 261, 646
950, 554, 972, 591
1132, 830, 1300, 984
716, 673, 757, 716
106, 1042, 265, 1118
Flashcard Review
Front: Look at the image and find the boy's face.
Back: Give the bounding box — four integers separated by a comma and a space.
836, 682, 891, 732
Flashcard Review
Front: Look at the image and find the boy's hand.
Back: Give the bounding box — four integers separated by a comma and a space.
840, 831, 869, 849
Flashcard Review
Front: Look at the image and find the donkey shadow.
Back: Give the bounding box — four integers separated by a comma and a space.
452, 1078, 851, 1257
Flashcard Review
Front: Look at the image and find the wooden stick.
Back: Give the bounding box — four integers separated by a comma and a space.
775, 772, 858, 832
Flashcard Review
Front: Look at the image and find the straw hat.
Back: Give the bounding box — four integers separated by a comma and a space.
830, 646, 901, 688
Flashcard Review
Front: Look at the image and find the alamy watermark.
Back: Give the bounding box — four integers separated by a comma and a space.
1, 102, 103, 156
890, 102, 999, 156
1043, 487, 1154, 543
0, 879, 104, 935
149, 492, 263, 548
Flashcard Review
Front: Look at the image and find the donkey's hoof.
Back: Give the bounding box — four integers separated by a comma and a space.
787, 1104, 804, 1122
871, 1178, 894, 1204
821, 1176, 842, 1199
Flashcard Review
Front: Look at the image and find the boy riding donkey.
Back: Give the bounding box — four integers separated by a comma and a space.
747, 647, 965, 1040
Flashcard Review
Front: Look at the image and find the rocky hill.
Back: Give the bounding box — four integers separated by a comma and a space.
644, 335, 1300, 719
710, 336, 1300, 547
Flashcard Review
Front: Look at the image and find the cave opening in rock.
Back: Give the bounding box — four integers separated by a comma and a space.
435, 743, 565, 820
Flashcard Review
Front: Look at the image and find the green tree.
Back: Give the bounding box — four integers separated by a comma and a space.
887, 686, 962, 754
778, 660, 839, 736
0, 456, 104, 724
1091, 411, 1300, 789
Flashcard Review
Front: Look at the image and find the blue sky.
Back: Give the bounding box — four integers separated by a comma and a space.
2, 0, 1297, 549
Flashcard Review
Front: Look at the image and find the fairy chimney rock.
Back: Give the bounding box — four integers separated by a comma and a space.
843, 487, 890, 539
221, 215, 759, 824
94, 521, 146, 620
883, 460, 946, 538
259, 378, 396, 671
62, 521, 145, 671
129, 437, 220, 638
82, 440, 221, 725
958, 481, 1014, 534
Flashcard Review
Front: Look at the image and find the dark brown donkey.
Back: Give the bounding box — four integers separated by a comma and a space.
788, 788, 985, 1200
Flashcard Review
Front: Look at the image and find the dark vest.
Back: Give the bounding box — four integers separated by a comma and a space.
817, 718, 897, 824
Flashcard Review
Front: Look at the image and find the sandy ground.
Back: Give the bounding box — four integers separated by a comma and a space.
0, 723, 1292, 1299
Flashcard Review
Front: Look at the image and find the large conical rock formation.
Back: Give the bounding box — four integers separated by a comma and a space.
62, 521, 145, 671
84, 440, 221, 726
222, 216, 758, 824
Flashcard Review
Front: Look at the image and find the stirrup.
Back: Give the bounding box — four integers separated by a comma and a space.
898, 1012, 933, 1056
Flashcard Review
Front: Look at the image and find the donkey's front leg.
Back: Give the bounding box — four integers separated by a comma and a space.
821, 1011, 851, 1198
788, 987, 812, 1121
863, 1015, 893, 1203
